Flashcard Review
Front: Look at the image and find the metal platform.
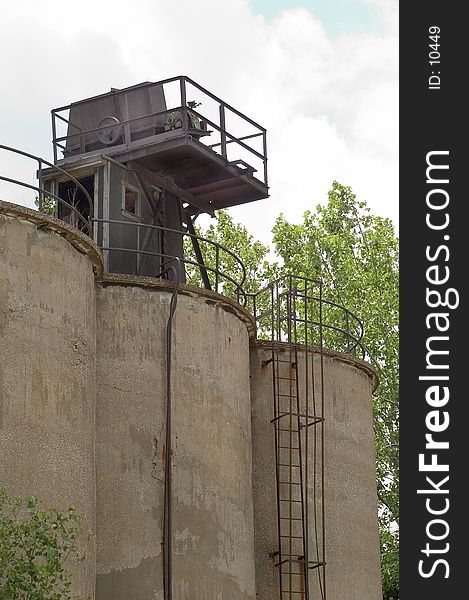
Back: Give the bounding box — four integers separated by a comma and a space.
51, 76, 269, 214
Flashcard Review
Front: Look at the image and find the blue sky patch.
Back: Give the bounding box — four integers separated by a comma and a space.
250, 0, 376, 36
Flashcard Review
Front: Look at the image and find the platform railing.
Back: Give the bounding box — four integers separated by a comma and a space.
92, 218, 247, 304
0, 145, 247, 302
51, 76, 268, 187
0, 145, 94, 236
1, 146, 364, 356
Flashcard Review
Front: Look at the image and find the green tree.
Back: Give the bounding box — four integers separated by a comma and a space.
0, 487, 88, 600
191, 182, 399, 597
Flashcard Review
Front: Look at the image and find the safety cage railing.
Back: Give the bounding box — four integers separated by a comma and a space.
247, 275, 365, 359
51, 76, 268, 188
247, 274, 332, 599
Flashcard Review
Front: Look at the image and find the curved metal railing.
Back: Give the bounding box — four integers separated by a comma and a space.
0, 145, 247, 303
93, 218, 247, 304
247, 275, 365, 358
0, 145, 94, 235
1, 146, 364, 356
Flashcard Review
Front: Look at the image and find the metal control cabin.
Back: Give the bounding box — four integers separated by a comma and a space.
42, 76, 268, 279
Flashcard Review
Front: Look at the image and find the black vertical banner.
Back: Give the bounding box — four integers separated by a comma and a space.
400, 3, 466, 598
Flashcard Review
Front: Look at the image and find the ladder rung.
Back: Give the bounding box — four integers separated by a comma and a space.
277, 463, 301, 467
274, 427, 300, 434
277, 557, 315, 565
278, 481, 302, 485
305, 417, 325, 426
280, 517, 303, 521
280, 559, 326, 568
280, 535, 304, 539
276, 558, 306, 567
274, 412, 321, 420
277, 446, 300, 450
272, 416, 301, 423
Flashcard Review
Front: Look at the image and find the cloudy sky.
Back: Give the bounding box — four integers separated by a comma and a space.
0, 0, 398, 245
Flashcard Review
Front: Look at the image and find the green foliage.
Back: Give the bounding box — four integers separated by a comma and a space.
193, 182, 399, 597
34, 196, 56, 216
184, 211, 272, 298
381, 527, 399, 599
0, 487, 88, 600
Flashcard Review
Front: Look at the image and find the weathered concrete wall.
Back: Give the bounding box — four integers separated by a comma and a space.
95, 277, 256, 600
0, 205, 99, 598
1, 201, 382, 600
250, 343, 381, 600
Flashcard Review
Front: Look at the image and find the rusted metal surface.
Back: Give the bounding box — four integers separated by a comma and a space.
248, 276, 337, 600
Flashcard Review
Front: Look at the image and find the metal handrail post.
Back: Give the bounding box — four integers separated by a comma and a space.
180, 77, 189, 132
219, 104, 227, 159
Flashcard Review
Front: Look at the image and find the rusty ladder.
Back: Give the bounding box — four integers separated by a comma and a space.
269, 280, 326, 600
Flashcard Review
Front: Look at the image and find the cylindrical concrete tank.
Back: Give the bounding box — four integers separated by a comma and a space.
250, 342, 381, 600
0, 201, 102, 598
95, 275, 256, 600
1, 200, 382, 600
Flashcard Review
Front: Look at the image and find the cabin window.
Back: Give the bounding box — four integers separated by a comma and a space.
122, 182, 140, 220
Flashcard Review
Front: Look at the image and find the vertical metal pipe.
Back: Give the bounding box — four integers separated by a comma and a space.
37, 159, 44, 212
289, 304, 293, 599
263, 131, 268, 187
309, 284, 322, 596
51, 112, 57, 164
180, 77, 189, 132
293, 284, 309, 599
303, 280, 310, 596
271, 284, 283, 599
219, 104, 227, 159
163, 263, 180, 600
319, 283, 327, 600
345, 310, 350, 353
300, 560, 306, 599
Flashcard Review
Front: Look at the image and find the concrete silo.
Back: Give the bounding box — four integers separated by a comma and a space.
0, 203, 100, 597
94, 277, 256, 599
0, 76, 381, 600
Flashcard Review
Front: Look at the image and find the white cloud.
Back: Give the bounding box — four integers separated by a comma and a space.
0, 0, 398, 245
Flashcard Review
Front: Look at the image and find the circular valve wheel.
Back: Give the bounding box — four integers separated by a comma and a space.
96, 116, 122, 145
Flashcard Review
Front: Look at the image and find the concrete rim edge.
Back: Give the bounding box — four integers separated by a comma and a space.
1, 200, 376, 377
0, 199, 104, 277
99, 273, 257, 340
251, 339, 379, 392
0, 199, 256, 339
